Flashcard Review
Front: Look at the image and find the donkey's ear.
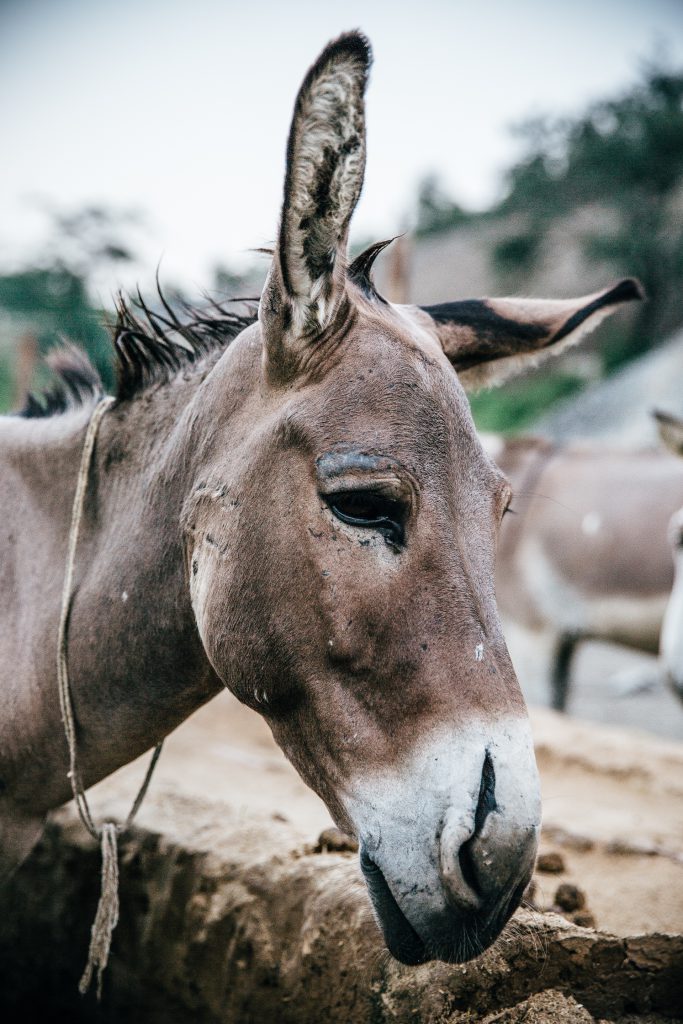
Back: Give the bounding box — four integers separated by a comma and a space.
655, 410, 683, 456
261, 32, 371, 374
419, 279, 643, 390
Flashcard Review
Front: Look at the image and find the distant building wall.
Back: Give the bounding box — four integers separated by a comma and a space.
375, 205, 620, 304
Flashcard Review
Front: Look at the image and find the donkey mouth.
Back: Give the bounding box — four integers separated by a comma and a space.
360, 847, 428, 965
360, 846, 523, 966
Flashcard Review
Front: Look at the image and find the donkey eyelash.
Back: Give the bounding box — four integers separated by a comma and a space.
325, 491, 407, 548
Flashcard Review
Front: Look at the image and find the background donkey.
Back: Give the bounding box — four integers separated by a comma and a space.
655, 410, 683, 703
487, 433, 683, 710
0, 32, 640, 965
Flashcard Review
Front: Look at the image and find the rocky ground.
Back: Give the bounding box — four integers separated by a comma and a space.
2, 688, 680, 1022
1, 787, 681, 1023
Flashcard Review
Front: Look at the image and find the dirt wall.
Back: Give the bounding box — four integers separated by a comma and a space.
1, 791, 681, 1024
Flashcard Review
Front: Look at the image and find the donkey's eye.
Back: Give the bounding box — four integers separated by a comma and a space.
327, 491, 406, 548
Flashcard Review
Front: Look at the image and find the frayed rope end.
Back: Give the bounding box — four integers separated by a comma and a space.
78, 822, 120, 1000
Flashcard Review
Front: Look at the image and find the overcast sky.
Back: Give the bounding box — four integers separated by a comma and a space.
2, 0, 683, 295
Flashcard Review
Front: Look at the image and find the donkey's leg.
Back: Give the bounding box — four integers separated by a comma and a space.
0, 806, 45, 882
550, 633, 579, 712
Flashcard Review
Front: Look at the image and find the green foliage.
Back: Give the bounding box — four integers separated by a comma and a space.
491, 230, 541, 280
468, 371, 585, 434
37, 203, 141, 279
414, 174, 471, 237
501, 64, 683, 357
0, 204, 142, 409
415, 62, 683, 430
0, 268, 114, 397
212, 261, 265, 300
504, 68, 683, 213
0, 350, 15, 413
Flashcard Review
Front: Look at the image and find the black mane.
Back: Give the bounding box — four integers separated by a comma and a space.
17, 287, 258, 419
19, 343, 104, 419
111, 288, 258, 402
16, 237, 394, 418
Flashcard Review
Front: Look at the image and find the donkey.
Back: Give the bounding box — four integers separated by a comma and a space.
0, 32, 641, 965
487, 433, 683, 710
655, 411, 683, 703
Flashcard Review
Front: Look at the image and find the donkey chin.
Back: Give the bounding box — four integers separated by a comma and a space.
347, 717, 541, 964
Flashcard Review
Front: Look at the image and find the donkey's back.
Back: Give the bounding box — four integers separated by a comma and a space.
493, 436, 683, 707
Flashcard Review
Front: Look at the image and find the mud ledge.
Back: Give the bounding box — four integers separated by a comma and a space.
1, 791, 681, 1023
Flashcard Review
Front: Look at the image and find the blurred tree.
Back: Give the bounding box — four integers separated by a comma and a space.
0, 267, 113, 391
409, 63, 683, 430
414, 174, 471, 236
37, 202, 140, 280
501, 64, 683, 363
0, 204, 145, 403
212, 261, 264, 299
491, 229, 542, 286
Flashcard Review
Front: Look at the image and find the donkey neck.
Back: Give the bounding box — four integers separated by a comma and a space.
0, 353, 245, 818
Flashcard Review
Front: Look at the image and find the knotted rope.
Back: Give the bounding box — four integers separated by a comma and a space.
56, 395, 163, 998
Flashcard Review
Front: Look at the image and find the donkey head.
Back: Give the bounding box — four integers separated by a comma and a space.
185, 33, 642, 964
655, 410, 683, 703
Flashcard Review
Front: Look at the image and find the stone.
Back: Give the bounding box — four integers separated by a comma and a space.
570, 911, 597, 929
537, 850, 566, 873
555, 883, 587, 912
314, 827, 359, 854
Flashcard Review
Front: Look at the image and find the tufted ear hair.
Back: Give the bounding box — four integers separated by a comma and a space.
419, 279, 644, 391
655, 410, 683, 456
260, 32, 372, 379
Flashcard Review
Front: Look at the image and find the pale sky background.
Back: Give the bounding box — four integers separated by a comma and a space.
1, 0, 683, 296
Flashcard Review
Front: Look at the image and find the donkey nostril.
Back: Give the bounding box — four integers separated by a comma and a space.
474, 750, 497, 834
437, 751, 499, 913
444, 751, 498, 907
457, 833, 480, 897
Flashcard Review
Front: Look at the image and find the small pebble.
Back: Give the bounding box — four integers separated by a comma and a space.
564, 835, 594, 853
605, 838, 657, 857
570, 910, 596, 929
315, 827, 359, 854
536, 850, 565, 874
554, 883, 586, 912
550, 829, 595, 853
